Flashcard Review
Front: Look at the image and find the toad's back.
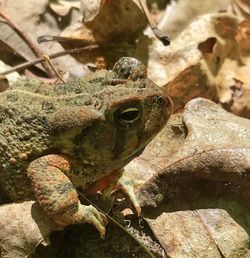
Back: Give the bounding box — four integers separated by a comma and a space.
0, 76, 103, 163
0, 76, 104, 198
0, 84, 53, 199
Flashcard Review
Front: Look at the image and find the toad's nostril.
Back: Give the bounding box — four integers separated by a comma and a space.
156, 96, 166, 105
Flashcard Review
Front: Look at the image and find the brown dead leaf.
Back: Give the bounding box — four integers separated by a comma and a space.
148, 13, 250, 117
129, 98, 250, 257
0, 201, 59, 258
213, 18, 250, 118
147, 13, 240, 87
0, 76, 9, 92
236, 20, 250, 51
138, 97, 250, 207
72, 0, 146, 44
60, 0, 147, 66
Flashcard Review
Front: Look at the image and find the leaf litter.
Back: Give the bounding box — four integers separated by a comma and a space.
0, 0, 250, 257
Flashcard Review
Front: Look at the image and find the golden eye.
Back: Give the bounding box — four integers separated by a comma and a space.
114, 106, 141, 127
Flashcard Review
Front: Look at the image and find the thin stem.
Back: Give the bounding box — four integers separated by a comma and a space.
138, 0, 170, 46
138, 0, 155, 28
0, 45, 99, 76
42, 54, 65, 83
78, 191, 156, 258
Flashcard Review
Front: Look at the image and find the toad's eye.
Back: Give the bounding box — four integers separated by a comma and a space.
114, 106, 141, 127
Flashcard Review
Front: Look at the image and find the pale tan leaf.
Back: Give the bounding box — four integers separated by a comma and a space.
138, 98, 250, 198
0, 21, 43, 71
232, 0, 250, 19
132, 0, 142, 11
3, 0, 89, 78
0, 201, 60, 258
0, 60, 20, 87
157, 0, 232, 40
49, 0, 81, 16
80, 0, 103, 22
133, 98, 250, 257
146, 209, 250, 257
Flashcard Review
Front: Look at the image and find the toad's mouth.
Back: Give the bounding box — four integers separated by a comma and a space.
113, 146, 146, 168
129, 146, 145, 160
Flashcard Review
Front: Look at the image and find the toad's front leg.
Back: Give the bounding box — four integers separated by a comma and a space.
27, 154, 107, 238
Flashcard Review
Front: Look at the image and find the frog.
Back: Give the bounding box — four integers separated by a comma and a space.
0, 57, 172, 238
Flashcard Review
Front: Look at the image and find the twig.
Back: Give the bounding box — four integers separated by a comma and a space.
0, 45, 99, 76
138, 0, 170, 46
78, 191, 156, 258
37, 35, 90, 44
0, 0, 55, 77
42, 54, 65, 83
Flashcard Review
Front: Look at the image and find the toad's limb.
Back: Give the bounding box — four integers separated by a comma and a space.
117, 174, 141, 215
87, 169, 141, 215
27, 154, 107, 238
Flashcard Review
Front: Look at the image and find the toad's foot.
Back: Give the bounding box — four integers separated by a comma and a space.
55, 203, 108, 239
117, 175, 141, 215
27, 154, 108, 238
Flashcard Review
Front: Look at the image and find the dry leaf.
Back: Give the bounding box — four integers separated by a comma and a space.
157, 0, 232, 40
147, 13, 250, 117
147, 13, 241, 87
132, 0, 143, 11
49, 0, 81, 16
0, 77, 9, 92
0, 60, 20, 92
146, 209, 250, 257
60, 0, 147, 66
0, 20, 44, 72
0, 201, 60, 258
236, 20, 250, 50
49, 0, 105, 20
138, 98, 250, 207
2, 0, 90, 78
129, 98, 250, 257
231, 0, 250, 19
80, 0, 104, 22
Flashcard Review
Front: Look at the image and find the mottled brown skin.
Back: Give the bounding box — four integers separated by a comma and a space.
0, 57, 172, 237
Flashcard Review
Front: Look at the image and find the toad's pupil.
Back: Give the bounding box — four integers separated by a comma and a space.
119, 109, 140, 121
115, 107, 141, 126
